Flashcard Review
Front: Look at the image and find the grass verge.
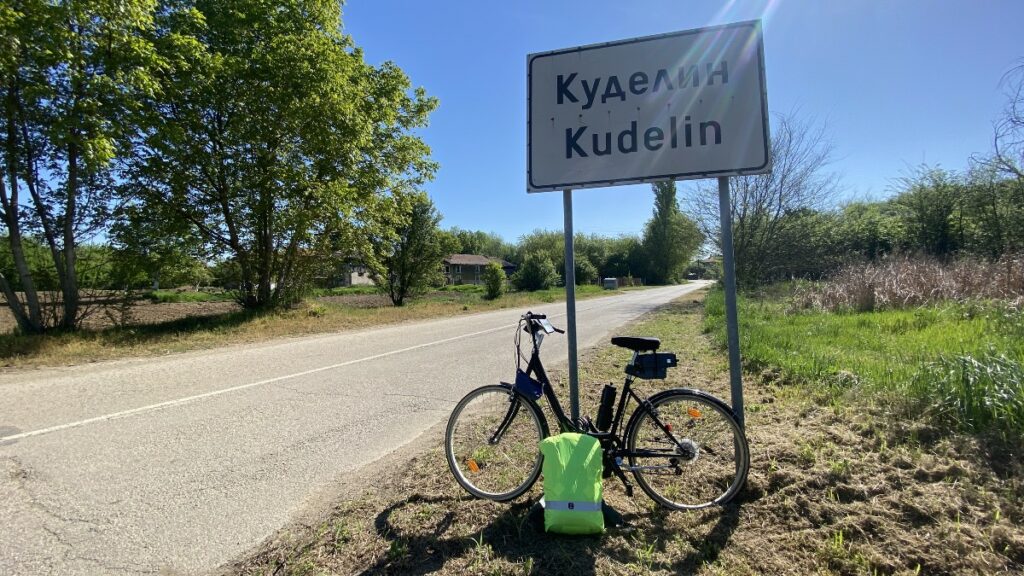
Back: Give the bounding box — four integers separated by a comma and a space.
703, 286, 1024, 441
148, 290, 237, 303
0, 285, 640, 369
231, 290, 1024, 576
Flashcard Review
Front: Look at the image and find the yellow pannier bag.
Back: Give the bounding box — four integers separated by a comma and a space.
539, 433, 604, 534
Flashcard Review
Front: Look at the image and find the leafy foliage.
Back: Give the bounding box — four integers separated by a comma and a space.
109, 204, 210, 290
685, 111, 1024, 287
892, 167, 962, 258
129, 0, 437, 308
511, 252, 559, 292
1, 0, 161, 331
511, 230, 647, 285
640, 181, 702, 284
482, 261, 505, 300
367, 194, 454, 306
448, 229, 513, 260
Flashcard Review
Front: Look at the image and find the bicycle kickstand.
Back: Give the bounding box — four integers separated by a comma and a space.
610, 458, 634, 497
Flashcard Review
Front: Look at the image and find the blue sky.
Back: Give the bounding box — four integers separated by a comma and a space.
344, 1, 1023, 241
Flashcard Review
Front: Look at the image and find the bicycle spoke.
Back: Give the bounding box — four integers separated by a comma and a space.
446, 386, 545, 501
627, 392, 748, 509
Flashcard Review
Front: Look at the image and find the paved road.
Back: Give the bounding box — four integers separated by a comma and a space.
0, 283, 707, 575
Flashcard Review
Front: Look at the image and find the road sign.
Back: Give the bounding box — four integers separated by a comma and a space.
528, 20, 770, 192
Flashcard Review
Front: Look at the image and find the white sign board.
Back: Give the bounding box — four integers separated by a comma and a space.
528, 21, 770, 192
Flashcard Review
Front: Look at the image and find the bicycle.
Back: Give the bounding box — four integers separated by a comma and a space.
444, 311, 750, 510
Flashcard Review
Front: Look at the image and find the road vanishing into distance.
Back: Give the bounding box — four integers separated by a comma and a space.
0, 282, 707, 575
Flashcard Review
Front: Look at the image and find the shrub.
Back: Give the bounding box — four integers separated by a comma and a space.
483, 261, 505, 300
147, 290, 234, 303
512, 252, 559, 291
574, 259, 598, 285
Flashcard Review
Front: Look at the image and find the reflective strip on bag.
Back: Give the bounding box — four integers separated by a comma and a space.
545, 500, 602, 512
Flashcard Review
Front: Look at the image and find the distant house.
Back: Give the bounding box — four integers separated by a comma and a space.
336, 263, 375, 287
318, 255, 375, 288
444, 254, 516, 285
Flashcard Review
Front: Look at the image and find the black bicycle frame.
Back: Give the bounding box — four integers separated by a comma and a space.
518, 319, 693, 477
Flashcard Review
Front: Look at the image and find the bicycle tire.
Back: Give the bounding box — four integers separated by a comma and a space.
624, 388, 749, 510
445, 384, 549, 501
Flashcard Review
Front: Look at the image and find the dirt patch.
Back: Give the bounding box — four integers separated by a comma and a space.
229, 291, 1023, 575
0, 298, 241, 333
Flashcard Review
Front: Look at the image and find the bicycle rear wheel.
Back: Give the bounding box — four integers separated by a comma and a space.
625, 389, 749, 510
445, 384, 549, 501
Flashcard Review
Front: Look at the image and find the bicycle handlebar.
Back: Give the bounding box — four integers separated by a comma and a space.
521, 311, 565, 334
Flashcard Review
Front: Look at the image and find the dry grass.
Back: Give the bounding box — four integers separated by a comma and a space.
792, 254, 1024, 312
230, 292, 1024, 576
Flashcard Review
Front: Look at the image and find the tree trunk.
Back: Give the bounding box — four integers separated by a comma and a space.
2, 88, 44, 332
256, 185, 274, 307
0, 273, 33, 333
61, 138, 80, 329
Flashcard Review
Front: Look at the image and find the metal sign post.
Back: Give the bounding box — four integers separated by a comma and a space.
562, 189, 580, 423
717, 177, 744, 426
528, 21, 770, 428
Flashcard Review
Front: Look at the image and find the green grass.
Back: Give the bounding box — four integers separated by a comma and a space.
437, 284, 485, 293
311, 285, 381, 297
147, 290, 236, 303
703, 285, 1024, 438
910, 352, 1024, 439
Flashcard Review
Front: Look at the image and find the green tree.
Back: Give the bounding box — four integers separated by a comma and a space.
131, 0, 436, 308
892, 166, 962, 259
512, 252, 559, 291
514, 230, 563, 271
367, 193, 453, 306
109, 203, 209, 290
448, 228, 512, 259
601, 235, 645, 279
574, 258, 598, 285
769, 208, 842, 279
834, 201, 904, 260
1, 0, 160, 331
959, 167, 1024, 257
482, 261, 505, 300
641, 181, 703, 284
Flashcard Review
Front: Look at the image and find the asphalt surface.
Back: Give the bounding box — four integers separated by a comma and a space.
0, 283, 707, 575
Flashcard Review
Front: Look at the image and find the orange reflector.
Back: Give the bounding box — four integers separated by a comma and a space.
467, 459, 480, 473
688, 407, 703, 418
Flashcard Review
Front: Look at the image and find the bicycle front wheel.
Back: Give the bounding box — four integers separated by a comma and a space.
445, 384, 549, 501
625, 389, 749, 510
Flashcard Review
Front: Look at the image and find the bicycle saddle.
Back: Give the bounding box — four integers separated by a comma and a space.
610, 336, 660, 352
